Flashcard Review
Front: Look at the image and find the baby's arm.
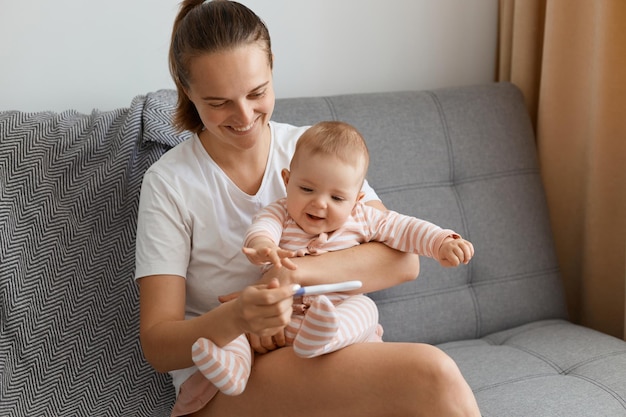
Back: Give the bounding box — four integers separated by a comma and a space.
363, 205, 474, 267
243, 199, 296, 269
243, 236, 297, 270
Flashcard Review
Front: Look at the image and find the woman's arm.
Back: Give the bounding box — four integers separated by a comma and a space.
138, 274, 295, 373
268, 242, 420, 293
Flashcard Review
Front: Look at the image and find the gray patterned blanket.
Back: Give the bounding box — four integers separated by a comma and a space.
0, 90, 189, 416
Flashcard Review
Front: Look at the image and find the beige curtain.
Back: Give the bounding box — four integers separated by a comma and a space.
497, 0, 626, 339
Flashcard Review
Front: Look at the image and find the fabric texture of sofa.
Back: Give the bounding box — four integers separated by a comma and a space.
1, 82, 625, 416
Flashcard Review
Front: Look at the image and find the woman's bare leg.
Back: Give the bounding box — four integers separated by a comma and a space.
192, 342, 480, 417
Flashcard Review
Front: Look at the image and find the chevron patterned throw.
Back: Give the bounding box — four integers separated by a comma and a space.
0, 91, 190, 416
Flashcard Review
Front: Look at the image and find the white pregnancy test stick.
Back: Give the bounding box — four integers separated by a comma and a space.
293, 280, 362, 296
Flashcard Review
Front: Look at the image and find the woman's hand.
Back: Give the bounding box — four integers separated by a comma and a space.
220, 278, 295, 354
233, 278, 296, 337
247, 330, 287, 354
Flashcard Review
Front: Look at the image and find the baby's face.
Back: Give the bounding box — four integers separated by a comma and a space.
283, 153, 364, 235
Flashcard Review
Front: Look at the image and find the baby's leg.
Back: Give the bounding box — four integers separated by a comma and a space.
192, 334, 252, 396
293, 294, 379, 358
284, 314, 303, 346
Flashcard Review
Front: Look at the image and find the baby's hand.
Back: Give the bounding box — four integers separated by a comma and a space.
438, 237, 474, 267
242, 246, 298, 270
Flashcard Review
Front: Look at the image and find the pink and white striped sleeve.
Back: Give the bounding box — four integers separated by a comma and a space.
362, 205, 460, 261
243, 199, 289, 248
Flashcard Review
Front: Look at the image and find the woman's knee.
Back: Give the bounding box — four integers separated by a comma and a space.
402, 344, 479, 415
423, 345, 466, 386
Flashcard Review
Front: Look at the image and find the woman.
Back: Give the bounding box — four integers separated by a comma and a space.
135, 1, 481, 415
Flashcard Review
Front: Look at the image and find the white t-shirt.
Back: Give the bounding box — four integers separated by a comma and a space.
134, 121, 379, 393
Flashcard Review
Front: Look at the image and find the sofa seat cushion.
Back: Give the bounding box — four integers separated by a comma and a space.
440, 319, 626, 417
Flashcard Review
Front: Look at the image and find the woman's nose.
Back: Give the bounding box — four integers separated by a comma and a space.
233, 100, 254, 124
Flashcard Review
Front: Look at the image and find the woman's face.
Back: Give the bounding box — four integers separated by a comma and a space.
185, 43, 275, 154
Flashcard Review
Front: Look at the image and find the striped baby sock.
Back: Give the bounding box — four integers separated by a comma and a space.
191, 334, 252, 396
293, 295, 339, 357
293, 294, 380, 358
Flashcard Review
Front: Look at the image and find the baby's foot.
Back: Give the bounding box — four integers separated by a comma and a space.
293, 295, 339, 358
192, 337, 251, 395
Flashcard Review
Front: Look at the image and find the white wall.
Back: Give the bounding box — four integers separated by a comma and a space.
0, 0, 498, 113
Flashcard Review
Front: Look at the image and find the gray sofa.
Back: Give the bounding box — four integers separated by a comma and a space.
2, 83, 625, 416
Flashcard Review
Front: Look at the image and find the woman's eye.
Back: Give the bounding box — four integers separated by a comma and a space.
208, 102, 226, 108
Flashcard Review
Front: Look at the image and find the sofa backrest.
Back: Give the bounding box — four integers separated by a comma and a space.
271, 83, 568, 344
0, 83, 568, 417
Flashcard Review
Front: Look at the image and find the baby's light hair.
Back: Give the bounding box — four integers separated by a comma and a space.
292, 121, 370, 181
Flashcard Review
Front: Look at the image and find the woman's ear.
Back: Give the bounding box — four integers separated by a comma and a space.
182, 86, 193, 103
281, 168, 290, 186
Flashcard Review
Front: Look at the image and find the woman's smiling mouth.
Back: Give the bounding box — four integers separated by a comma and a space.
229, 118, 257, 133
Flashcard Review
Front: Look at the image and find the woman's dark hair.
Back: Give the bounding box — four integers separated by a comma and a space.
169, 0, 273, 133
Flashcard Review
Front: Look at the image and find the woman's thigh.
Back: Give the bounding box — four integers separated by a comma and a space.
193, 341, 476, 417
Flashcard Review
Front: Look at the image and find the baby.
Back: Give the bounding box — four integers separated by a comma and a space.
192, 121, 475, 395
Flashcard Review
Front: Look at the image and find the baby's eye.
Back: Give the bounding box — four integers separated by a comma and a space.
300, 186, 313, 193
332, 196, 345, 202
